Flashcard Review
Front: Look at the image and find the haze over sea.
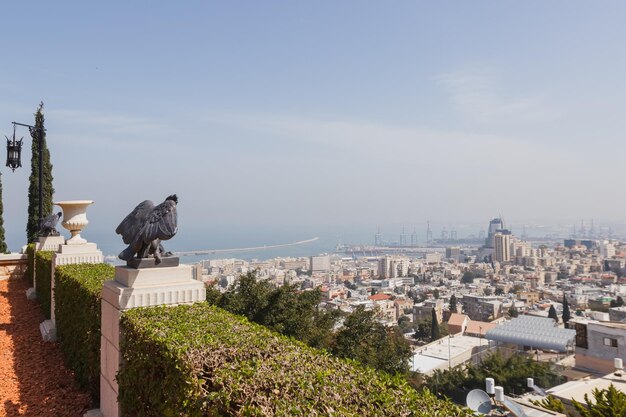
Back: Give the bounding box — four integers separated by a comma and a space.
69, 220, 622, 265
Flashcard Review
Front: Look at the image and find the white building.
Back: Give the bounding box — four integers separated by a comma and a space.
494, 232, 511, 263
310, 255, 331, 273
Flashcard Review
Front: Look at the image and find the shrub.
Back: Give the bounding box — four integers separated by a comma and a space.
55, 263, 114, 401
119, 303, 470, 417
35, 251, 53, 318
24, 243, 35, 285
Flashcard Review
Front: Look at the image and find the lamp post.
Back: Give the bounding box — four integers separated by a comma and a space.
6, 121, 45, 239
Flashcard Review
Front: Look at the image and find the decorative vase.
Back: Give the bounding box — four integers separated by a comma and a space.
54, 200, 94, 245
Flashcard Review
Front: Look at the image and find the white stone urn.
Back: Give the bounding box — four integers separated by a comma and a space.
54, 200, 94, 245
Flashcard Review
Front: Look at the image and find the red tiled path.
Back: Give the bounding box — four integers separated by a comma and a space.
0, 278, 91, 417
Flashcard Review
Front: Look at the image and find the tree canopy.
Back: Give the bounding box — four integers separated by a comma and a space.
431, 308, 440, 341
449, 294, 457, 313
562, 296, 571, 325
214, 272, 339, 348
548, 305, 558, 322
573, 384, 626, 417
461, 271, 475, 284
332, 305, 412, 375
425, 350, 564, 402
209, 272, 411, 375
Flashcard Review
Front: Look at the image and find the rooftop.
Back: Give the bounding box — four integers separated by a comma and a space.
546, 372, 626, 405
485, 315, 575, 351
368, 293, 392, 301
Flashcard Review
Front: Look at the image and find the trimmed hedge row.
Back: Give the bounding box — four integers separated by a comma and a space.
34, 251, 54, 319
24, 243, 35, 285
55, 263, 115, 401
119, 303, 471, 417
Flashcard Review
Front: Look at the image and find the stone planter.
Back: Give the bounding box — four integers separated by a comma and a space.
55, 200, 94, 245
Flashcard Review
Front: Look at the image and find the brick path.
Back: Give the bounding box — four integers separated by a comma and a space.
0, 278, 91, 417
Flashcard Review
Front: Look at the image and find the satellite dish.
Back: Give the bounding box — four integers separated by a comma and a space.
466, 389, 493, 415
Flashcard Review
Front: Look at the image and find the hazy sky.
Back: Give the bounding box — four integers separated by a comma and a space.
1, 2, 625, 252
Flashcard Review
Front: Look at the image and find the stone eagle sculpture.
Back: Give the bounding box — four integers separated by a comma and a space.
116, 195, 178, 264
39, 212, 62, 236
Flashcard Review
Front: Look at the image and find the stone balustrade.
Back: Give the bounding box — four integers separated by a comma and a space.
0, 253, 28, 280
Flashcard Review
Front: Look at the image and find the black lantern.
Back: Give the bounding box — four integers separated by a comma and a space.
5, 125, 23, 172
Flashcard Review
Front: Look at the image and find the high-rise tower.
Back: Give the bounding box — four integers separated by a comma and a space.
494, 230, 511, 262
485, 218, 504, 248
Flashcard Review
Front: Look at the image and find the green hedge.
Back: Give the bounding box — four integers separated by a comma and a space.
24, 243, 35, 285
55, 263, 115, 401
35, 251, 54, 319
119, 303, 471, 417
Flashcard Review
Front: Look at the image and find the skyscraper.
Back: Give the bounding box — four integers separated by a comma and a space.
494, 231, 511, 263
485, 218, 504, 248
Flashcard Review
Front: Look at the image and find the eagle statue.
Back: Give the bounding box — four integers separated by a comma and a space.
115, 194, 178, 264
39, 212, 62, 236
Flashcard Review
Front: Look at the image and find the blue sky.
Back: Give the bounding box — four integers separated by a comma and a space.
1, 2, 625, 252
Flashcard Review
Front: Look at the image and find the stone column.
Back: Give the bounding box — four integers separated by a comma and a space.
94, 263, 205, 417
40, 241, 104, 342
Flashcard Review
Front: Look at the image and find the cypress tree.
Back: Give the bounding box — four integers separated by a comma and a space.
26, 102, 54, 242
548, 305, 558, 322
0, 174, 8, 253
449, 294, 457, 313
562, 295, 571, 325
431, 308, 440, 341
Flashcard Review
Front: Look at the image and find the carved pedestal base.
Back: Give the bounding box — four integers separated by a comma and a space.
40, 319, 57, 342
36, 235, 65, 252
126, 256, 180, 269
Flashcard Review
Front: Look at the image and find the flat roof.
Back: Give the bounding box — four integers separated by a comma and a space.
547, 373, 626, 405
414, 335, 483, 361
409, 354, 447, 373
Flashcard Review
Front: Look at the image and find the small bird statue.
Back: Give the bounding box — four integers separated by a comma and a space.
115, 195, 178, 264
39, 212, 62, 236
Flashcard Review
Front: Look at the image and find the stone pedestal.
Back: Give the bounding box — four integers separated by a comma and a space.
26, 287, 36, 300
41, 242, 103, 342
36, 235, 66, 252
40, 319, 57, 342
96, 265, 205, 417
28, 236, 65, 297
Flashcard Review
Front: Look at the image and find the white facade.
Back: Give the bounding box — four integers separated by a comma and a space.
494, 233, 511, 263
310, 255, 331, 273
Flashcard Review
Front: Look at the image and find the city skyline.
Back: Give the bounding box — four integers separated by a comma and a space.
2, 2, 626, 251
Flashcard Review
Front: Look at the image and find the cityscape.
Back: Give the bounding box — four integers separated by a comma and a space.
181, 216, 626, 414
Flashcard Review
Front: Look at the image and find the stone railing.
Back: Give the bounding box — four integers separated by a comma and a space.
0, 253, 28, 280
